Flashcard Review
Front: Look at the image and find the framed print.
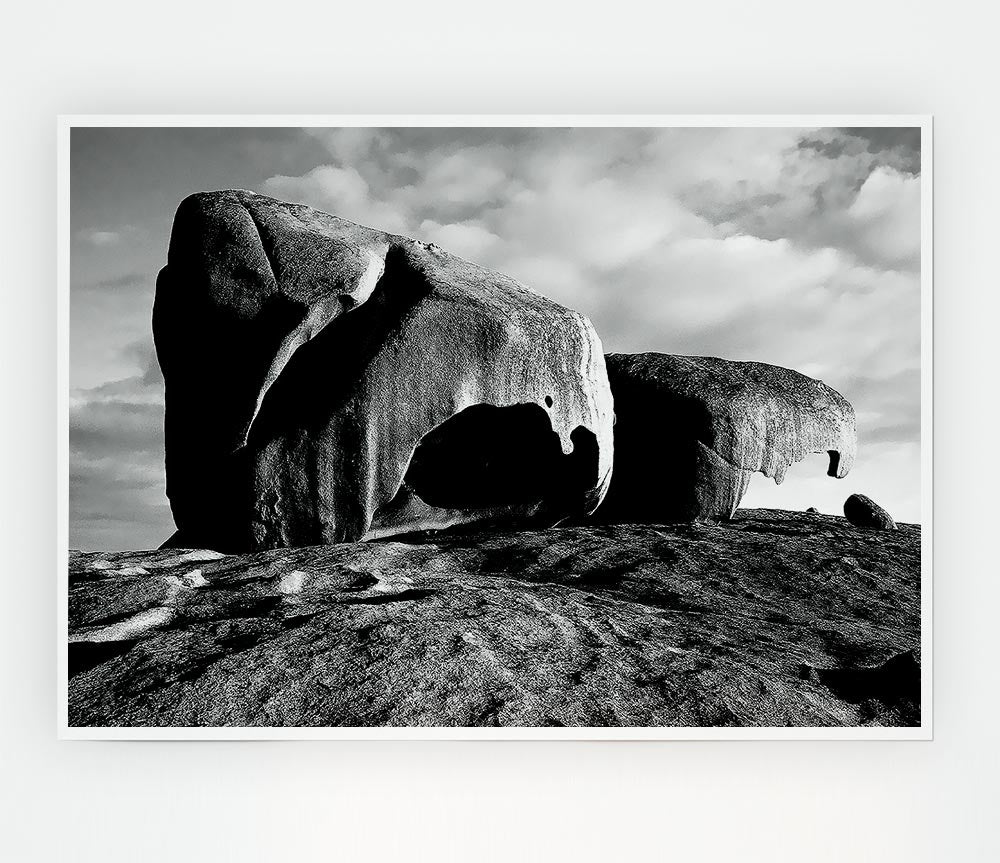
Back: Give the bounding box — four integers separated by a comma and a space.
59, 116, 931, 739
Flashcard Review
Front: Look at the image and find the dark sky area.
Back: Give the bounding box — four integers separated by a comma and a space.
70, 125, 922, 550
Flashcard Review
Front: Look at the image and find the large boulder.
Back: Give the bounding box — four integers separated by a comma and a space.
153, 191, 613, 551
67, 510, 921, 728
592, 353, 857, 523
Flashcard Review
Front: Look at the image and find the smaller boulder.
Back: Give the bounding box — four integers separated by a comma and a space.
591, 353, 857, 524
806, 507, 819, 514
844, 494, 897, 530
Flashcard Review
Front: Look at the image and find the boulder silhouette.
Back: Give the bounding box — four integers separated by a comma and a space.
844, 494, 897, 530
153, 190, 614, 551
591, 353, 857, 523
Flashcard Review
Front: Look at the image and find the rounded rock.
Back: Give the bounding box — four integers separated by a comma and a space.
590, 352, 857, 524
844, 494, 897, 530
154, 190, 615, 551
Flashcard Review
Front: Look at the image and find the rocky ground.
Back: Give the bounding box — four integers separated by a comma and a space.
68, 509, 921, 728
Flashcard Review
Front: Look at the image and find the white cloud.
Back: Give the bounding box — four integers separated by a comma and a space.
500, 253, 586, 302
847, 168, 921, 269
486, 173, 714, 273
304, 127, 391, 163
81, 230, 122, 246
420, 150, 509, 205
262, 164, 366, 212
418, 220, 501, 260
262, 165, 411, 233
79, 225, 144, 247
671, 129, 921, 272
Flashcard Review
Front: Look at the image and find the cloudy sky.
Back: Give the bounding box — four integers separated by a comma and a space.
70, 125, 922, 550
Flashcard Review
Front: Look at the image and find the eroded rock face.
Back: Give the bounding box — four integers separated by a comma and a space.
844, 494, 897, 530
592, 353, 857, 523
67, 510, 921, 728
154, 191, 613, 551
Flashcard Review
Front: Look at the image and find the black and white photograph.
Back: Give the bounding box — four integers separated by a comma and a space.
63, 119, 929, 735
12, 5, 1000, 859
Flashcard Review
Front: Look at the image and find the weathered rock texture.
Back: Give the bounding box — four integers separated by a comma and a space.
153, 191, 613, 552
592, 353, 857, 523
844, 494, 898, 530
68, 510, 920, 728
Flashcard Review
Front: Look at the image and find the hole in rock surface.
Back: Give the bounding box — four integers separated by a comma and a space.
404, 402, 598, 510
827, 449, 841, 477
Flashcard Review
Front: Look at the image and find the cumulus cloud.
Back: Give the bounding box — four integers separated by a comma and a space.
846, 167, 921, 269
420, 150, 509, 205
303, 127, 393, 164
678, 129, 921, 272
